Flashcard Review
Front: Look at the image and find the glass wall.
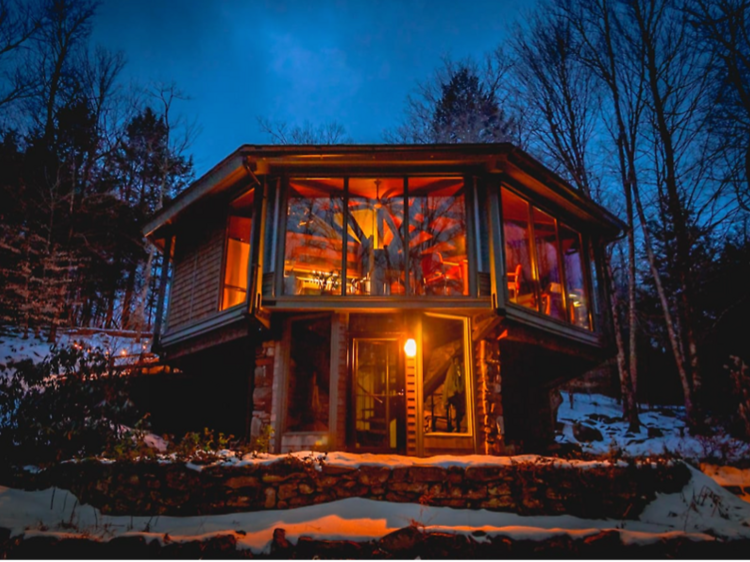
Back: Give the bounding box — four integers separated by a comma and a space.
422, 314, 470, 434
408, 178, 468, 296
283, 179, 345, 295
501, 186, 593, 330
501, 188, 536, 309
221, 190, 253, 310
281, 176, 471, 298
348, 178, 406, 295
285, 316, 331, 432
532, 207, 565, 322
560, 224, 591, 329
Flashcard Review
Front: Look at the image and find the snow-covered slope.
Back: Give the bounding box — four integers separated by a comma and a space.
557, 391, 750, 463
0, 329, 151, 371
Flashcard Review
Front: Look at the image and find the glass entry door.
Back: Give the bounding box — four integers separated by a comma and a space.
352, 339, 405, 452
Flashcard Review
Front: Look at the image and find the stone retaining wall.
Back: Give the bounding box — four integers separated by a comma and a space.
3, 456, 691, 519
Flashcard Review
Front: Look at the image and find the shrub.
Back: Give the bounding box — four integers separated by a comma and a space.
0, 343, 146, 465
171, 428, 234, 462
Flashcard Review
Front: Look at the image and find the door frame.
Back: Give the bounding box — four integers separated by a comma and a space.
417, 312, 477, 455
349, 336, 406, 453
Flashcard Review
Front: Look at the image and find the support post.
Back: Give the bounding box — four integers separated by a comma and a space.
152, 235, 173, 351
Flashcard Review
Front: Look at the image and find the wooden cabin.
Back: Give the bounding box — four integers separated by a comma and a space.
143, 144, 623, 455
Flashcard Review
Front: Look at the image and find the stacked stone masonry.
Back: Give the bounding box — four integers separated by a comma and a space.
4, 457, 691, 519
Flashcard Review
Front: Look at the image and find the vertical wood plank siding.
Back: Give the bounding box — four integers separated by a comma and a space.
166, 217, 225, 331
476, 339, 489, 454
333, 314, 348, 450
405, 355, 418, 456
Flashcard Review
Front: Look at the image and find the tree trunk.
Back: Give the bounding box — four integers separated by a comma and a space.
604, 253, 638, 429
121, 262, 137, 329
634, 0, 703, 428
625, 193, 640, 431
631, 180, 694, 421
133, 246, 156, 342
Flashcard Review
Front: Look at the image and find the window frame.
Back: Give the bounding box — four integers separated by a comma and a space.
274, 174, 480, 301
219, 189, 255, 312
419, 312, 474, 439
499, 183, 597, 333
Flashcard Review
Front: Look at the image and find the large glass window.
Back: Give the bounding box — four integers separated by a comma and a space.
283, 179, 345, 295
347, 178, 406, 295
501, 188, 536, 309
501, 186, 593, 330
221, 190, 253, 310
281, 176, 471, 298
560, 224, 591, 329
285, 316, 331, 432
408, 178, 468, 296
532, 207, 565, 322
422, 314, 470, 434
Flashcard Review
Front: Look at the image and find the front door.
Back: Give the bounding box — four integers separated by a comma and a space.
351, 338, 405, 452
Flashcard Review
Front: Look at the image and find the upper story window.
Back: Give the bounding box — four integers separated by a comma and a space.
281, 177, 470, 297
348, 178, 406, 295
408, 178, 468, 296
501, 186, 592, 330
221, 190, 253, 310
283, 179, 346, 295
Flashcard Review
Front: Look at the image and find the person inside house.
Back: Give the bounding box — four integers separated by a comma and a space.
442, 353, 465, 432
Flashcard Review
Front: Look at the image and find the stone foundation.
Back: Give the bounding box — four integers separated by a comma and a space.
250, 341, 276, 445
3, 456, 691, 519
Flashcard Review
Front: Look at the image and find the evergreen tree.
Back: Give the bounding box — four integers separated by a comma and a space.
431, 65, 512, 143
388, 56, 519, 144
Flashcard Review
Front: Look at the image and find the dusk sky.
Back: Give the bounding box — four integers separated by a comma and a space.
91, 0, 530, 176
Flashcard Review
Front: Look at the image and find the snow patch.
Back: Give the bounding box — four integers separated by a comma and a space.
557, 391, 750, 463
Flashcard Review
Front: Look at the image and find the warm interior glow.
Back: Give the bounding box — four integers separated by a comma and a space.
404, 338, 417, 358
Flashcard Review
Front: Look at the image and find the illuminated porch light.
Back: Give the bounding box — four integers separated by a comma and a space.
404, 338, 417, 358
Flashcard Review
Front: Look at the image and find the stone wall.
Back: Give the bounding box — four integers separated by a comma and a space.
250, 341, 276, 445
3, 457, 691, 519
475, 337, 505, 454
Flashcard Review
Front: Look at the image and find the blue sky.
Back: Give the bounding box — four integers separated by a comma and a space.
92, 1, 530, 176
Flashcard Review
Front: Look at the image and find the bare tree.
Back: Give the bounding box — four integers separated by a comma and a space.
686, 0, 750, 213
550, 0, 728, 428
516, 0, 643, 430
130, 83, 195, 336
28, 0, 98, 140
510, 9, 599, 197
629, 0, 720, 424
257, 117, 352, 144
0, 0, 43, 111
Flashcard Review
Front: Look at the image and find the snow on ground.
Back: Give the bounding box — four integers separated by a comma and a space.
1, 464, 748, 552
0, 329, 151, 371
557, 391, 750, 463
192, 450, 630, 472
2, 332, 750, 548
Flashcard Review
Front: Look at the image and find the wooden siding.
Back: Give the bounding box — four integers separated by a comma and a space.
405, 355, 418, 456
331, 313, 348, 450
166, 217, 225, 332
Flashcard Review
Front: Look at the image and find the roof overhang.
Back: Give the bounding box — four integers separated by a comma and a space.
143, 143, 625, 242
